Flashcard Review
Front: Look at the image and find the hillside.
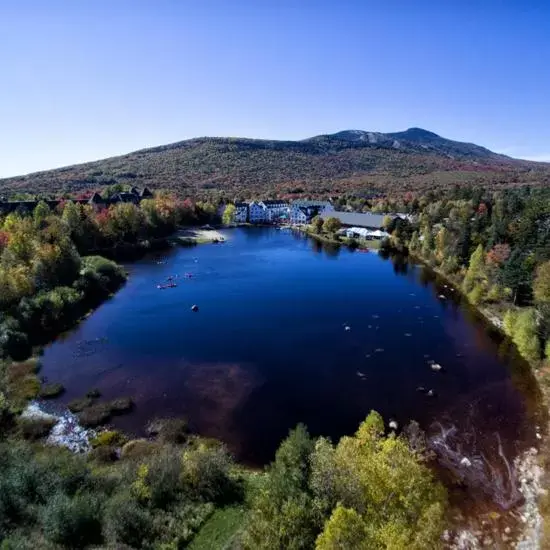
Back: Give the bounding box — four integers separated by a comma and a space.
1, 128, 549, 199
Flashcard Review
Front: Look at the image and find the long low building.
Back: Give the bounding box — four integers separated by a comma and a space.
340, 227, 390, 239
320, 211, 386, 229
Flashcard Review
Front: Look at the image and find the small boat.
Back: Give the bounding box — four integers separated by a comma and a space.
157, 283, 178, 290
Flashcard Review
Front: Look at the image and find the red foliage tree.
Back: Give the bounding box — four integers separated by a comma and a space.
75, 191, 94, 200
94, 208, 111, 227
182, 198, 195, 210
0, 231, 9, 250
486, 243, 511, 266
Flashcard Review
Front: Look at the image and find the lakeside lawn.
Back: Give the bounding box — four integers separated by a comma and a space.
188, 506, 246, 550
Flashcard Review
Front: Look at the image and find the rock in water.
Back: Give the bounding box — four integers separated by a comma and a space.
389, 420, 398, 430
191, 305, 199, 312
431, 363, 443, 371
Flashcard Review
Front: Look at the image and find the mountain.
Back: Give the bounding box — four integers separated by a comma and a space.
1, 128, 548, 199
306, 128, 513, 162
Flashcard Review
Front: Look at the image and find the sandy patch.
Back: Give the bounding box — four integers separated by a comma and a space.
177, 228, 227, 242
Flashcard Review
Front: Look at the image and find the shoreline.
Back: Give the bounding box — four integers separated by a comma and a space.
406, 249, 548, 549
8, 226, 548, 548
5, 227, 220, 363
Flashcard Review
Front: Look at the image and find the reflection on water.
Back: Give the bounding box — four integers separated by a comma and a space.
40, 228, 543, 509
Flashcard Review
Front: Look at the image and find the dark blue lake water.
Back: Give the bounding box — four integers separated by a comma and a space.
41, 228, 542, 480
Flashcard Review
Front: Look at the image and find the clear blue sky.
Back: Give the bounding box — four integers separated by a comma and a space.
1, 0, 549, 177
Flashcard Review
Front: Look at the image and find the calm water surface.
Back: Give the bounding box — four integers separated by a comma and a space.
41, 228, 543, 491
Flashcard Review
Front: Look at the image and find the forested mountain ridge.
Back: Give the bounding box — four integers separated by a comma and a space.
1, 128, 549, 199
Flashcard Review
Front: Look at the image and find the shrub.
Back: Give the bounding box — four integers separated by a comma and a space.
467, 285, 485, 305
77, 404, 111, 427
147, 417, 189, 444
505, 308, 541, 363
41, 493, 103, 548
181, 440, 235, 502
76, 256, 127, 297
104, 492, 154, 548
37, 447, 90, 497
485, 285, 503, 303
0, 392, 14, 435
17, 287, 82, 337
88, 445, 117, 464
503, 310, 517, 337
18, 417, 56, 441
68, 397, 93, 413
109, 397, 133, 414
90, 430, 126, 448
145, 448, 183, 508
121, 439, 159, 461
38, 383, 65, 399
0, 319, 31, 361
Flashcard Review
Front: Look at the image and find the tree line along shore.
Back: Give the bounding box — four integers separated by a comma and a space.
0, 183, 549, 548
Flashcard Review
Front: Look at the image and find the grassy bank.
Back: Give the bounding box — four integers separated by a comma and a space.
188, 506, 246, 550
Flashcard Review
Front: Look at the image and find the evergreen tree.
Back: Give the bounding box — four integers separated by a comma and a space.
501, 250, 533, 305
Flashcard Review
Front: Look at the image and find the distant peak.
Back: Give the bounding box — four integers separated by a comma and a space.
401, 127, 441, 138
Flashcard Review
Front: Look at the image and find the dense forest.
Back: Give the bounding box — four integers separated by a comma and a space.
1, 129, 549, 200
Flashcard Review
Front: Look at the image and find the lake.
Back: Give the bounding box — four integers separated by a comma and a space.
40, 227, 543, 507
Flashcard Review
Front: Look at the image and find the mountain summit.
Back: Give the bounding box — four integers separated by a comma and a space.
0, 128, 547, 197
306, 128, 507, 161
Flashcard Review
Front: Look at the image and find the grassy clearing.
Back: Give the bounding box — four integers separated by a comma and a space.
188, 506, 246, 550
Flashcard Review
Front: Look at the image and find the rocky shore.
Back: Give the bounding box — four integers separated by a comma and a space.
22, 401, 96, 453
